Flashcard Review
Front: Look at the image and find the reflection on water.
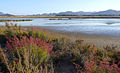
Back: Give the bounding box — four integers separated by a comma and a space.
1, 18, 120, 36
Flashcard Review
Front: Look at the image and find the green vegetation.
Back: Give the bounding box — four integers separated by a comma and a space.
58, 18, 62, 20
49, 18, 63, 20
49, 18, 56, 20
0, 19, 32, 22
0, 23, 120, 73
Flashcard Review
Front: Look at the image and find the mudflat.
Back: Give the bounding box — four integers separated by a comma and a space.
36, 27, 120, 49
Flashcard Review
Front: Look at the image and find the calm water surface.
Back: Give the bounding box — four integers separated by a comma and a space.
1, 18, 120, 37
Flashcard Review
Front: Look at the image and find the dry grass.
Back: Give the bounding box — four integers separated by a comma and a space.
0, 19, 32, 22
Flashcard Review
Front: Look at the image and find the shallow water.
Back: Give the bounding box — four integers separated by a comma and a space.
1, 18, 120, 37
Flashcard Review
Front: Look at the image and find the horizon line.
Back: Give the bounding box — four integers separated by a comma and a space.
2, 9, 120, 15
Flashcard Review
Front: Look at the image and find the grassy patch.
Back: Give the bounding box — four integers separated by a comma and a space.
0, 23, 120, 73
0, 19, 32, 22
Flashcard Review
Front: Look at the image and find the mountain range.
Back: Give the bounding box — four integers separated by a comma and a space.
39, 9, 120, 16
1, 9, 120, 16
0, 12, 14, 16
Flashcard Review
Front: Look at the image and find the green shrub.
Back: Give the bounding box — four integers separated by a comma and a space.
28, 31, 46, 40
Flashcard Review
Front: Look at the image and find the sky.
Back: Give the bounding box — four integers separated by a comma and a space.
0, 0, 120, 15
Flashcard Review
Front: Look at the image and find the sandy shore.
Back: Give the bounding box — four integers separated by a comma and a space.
56, 32, 120, 49
35, 27, 120, 49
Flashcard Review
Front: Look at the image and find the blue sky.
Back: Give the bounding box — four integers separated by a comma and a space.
0, 0, 120, 15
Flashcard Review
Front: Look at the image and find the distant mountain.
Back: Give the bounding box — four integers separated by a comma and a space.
1, 10, 120, 16
0, 12, 14, 16
0, 12, 4, 16
57, 11, 93, 16
56, 10, 120, 16
34, 9, 120, 16
91, 9, 120, 16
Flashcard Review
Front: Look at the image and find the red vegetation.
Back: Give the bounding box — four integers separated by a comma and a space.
73, 59, 120, 73
6, 36, 53, 54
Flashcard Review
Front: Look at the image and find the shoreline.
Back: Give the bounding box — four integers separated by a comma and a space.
34, 26, 120, 49
1, 25, 120, 49
1, 16, 120, 18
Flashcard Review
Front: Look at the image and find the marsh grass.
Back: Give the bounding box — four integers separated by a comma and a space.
0, 19, 32, 22
0, 23, 120, 73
